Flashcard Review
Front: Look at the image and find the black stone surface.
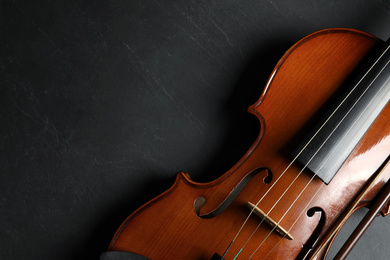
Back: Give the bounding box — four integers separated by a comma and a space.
1, 1, 390, 259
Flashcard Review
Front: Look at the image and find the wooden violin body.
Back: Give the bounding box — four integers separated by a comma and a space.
108, 29, 390, 259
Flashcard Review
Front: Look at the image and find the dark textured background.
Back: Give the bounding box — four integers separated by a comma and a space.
1, 0, 390, 259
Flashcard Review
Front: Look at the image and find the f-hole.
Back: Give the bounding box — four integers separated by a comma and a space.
194, 167, 272, 219
296, 207, 326, 259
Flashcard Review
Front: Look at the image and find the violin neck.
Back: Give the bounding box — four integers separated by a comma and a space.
293, 38, 390, 184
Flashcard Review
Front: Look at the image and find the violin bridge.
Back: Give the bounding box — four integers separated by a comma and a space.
247, 202, 294, 240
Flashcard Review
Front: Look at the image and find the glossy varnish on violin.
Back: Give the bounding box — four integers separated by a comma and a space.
108, 29, 390, 259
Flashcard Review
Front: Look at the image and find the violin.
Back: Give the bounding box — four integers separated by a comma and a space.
103, 28, 390, 259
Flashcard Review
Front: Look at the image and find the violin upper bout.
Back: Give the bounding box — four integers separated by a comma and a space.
249, 28, 380, 115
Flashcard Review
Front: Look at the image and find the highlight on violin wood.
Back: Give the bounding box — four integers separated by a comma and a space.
104, 28, 390, 260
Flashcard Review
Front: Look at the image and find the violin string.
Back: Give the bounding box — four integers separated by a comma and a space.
246, 46, 390, 259
221, 143, 310, 259
260, 184, 326, 260
233, 155, 321, 259
243, 167, 319, 259
223, 41, 390, 259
